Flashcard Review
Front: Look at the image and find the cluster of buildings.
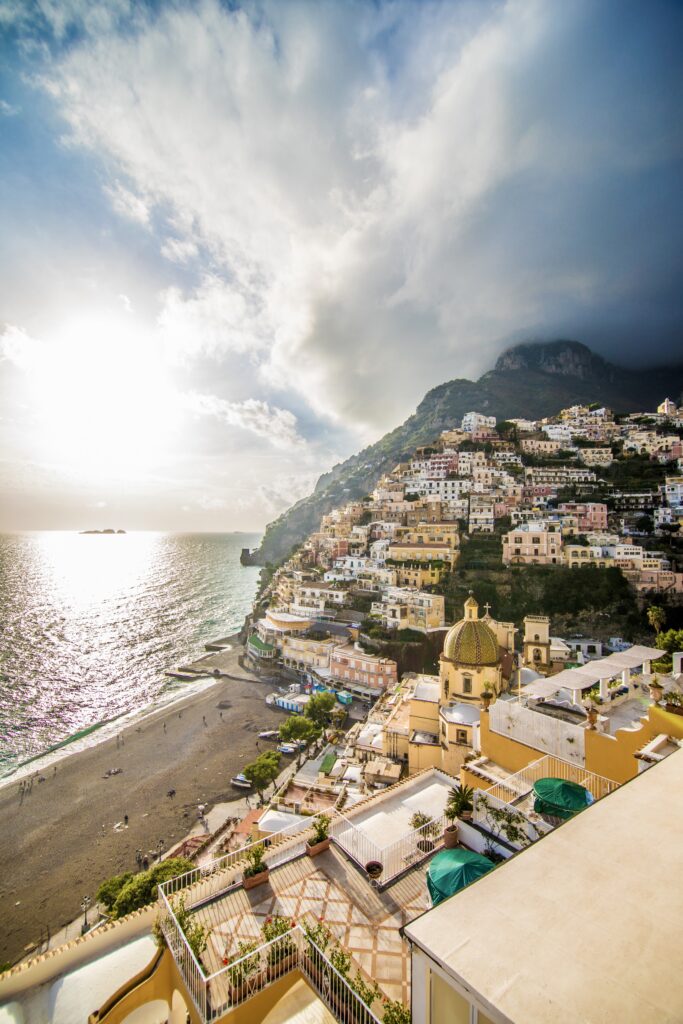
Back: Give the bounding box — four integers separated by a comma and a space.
4, 396, 683, 1024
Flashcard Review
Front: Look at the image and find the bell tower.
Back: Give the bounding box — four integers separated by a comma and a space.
523, 615, 551, 674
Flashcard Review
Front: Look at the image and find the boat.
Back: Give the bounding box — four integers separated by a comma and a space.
277, 743, 297, 755
258, 730, 279, 740
230, 773, 253, 790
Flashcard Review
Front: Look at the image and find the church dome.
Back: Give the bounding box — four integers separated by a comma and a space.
442, 596, 500, 667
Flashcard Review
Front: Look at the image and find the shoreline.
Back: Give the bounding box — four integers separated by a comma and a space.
0, 643, 285, 964
0, 634, 246, 790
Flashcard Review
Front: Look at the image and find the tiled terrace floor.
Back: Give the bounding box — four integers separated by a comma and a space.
193, 845, 431, 1005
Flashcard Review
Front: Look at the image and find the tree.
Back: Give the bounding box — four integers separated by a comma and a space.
99, 857, 195, 919
635, 514, 654, 534
279, 715, 320, 747
305, 691, 337, 728
647, 606, 666, 634
243, 750, 281, 798
96, 871, 134, 912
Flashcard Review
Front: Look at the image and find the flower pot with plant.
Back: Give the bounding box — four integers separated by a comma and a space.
262, 915, 297, 980
481, 688, 494, 711
243, 842, 269, 890
650, 677, 664, 704
444, 784, 474, 847
306, 813, 331, 857
410, 811, 438, 853
227, 940, 264, 1003
664, 690, 683, 716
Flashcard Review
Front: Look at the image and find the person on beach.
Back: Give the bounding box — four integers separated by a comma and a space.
124, 814, 129, 826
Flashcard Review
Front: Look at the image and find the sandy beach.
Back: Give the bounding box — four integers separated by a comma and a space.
0, 647, 285, 964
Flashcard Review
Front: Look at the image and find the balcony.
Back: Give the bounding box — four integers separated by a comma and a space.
158, 770, 457, 1022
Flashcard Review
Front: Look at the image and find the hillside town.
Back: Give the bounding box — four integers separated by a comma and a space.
3, 399, 683, 1023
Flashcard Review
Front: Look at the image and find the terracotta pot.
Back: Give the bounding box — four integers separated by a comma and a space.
481, 693, 493, 710
306, 837, 331, 857
416, 838, 435, 854
443, 824, 458, 849
243, 868, 269, 890
228, 970, 265, 1004
267, 952, 297, 982
458, 809, 473, 821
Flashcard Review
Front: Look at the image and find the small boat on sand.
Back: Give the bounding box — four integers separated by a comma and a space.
258, 730, 279, 740
230, 773, 253, 790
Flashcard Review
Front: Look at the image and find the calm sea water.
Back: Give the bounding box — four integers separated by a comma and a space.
0, 532, 261, 774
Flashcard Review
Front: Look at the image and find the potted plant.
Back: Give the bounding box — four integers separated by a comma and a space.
226, 940, 264, 1003
365, 860, 383, 880
303, 919, 333, 984
443, 799, 459, 849
481, 687, 494, 711
410, 811, 438, 853
242, 842, 269, 890
664, 690, 683, 716
650, 677, 664, 704
262, 915, 297, 980
306, 814, 331, 857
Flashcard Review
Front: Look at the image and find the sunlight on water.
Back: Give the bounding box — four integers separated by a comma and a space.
0, 532, 260, 771
37, 532, 160, 611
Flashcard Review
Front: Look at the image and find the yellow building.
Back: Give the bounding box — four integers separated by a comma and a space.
405, 596, 515, 776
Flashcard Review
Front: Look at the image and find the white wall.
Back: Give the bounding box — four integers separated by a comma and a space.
489, 700, 585, 764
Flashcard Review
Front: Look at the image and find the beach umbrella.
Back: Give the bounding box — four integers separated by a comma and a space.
532, 778, 593, 821
427, 849, 495, 907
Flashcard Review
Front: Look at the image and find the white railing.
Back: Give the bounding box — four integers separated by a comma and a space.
482, 753, 618, 804
160, 917, 384, 1024
331, 809, 446, 885
160, 811, 331, 906
330, 812, 380, 876
159, 887, 208, 1021
379, 813, 446, 880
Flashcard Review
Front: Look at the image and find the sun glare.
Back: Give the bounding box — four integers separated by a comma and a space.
27, 315, 176, 482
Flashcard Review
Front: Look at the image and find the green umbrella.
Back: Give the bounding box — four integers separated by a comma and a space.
427, 849, 495, 906
533, 777, 593, 821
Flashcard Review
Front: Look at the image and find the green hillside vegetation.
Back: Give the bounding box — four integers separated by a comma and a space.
248, 340, 683, 566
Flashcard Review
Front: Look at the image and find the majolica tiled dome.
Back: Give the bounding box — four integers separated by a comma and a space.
443, 596, 499, 666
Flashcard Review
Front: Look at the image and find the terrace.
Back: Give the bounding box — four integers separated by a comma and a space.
157, 761, 618, 1022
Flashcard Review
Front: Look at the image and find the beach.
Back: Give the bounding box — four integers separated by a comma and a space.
0, 647, 284, 964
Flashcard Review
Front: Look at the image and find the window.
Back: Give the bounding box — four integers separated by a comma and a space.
463, 676, 472, 694
456, 729, 467, 744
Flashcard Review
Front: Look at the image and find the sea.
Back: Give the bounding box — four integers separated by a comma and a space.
0, 531, 261, 779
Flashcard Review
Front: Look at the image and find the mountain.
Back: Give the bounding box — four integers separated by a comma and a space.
246, 340, 683, 565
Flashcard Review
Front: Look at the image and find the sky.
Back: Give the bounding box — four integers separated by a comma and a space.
0, 0, 681, 531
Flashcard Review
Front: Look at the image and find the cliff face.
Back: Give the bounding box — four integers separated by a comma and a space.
248, 340, 683, 565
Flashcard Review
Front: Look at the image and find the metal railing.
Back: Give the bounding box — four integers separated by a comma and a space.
481, 753, 618, 804
331, 808, 446, 885
158, 887, 208, 1021
160, 916, 384, 1023
159, 810, 330, 906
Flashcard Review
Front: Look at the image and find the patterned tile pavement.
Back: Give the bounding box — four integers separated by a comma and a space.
193, 845, 432, 1005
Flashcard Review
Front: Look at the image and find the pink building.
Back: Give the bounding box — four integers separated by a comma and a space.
330, 643, 398, 695
558, 502, 608, 532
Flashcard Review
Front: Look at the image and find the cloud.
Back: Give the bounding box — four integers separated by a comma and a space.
0, 99, 20, 116
103, 181, 150, 225
11, 0, 683, 447
184, 391, 305, 450
160, 237, 199, 264
157, 276, 269, 361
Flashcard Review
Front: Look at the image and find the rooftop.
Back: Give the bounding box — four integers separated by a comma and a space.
406, 751, 683, 1023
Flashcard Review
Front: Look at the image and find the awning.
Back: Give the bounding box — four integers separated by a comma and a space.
519, 678, 564, 699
